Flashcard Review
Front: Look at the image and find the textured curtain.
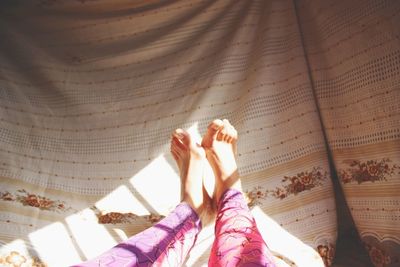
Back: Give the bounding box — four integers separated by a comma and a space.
0, 0, 398, 267
297, 1, 400, 266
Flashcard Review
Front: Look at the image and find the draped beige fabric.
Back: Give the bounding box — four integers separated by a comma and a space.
0, 0, 398, 266
297, 1, 400, 266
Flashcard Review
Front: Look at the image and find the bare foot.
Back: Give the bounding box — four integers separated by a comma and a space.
201, 119, 242, 204
170, 129, 207, 216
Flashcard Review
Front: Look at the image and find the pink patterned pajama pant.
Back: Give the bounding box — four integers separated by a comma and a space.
74, 189, 276, 266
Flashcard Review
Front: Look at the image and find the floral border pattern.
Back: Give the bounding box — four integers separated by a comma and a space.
245, 185, 268, 208
317, 243, 335, 267
268, 167, 328, 199
364, 242, 392, 267
91, 207, 165, 225
245, 167, 328, 206
361, 234, 400, 267
338, 158, 399, 184
0, 251, 46, 267
0, 189, 71, 213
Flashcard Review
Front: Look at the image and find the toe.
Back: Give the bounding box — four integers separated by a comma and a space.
218, 119, 237, 142
203, 119, 224, 146
172, 128, 184, 139
216, 126, 226, 141
211, 119, 224, 127
221, 128, 230, 142
170, 138, 182, 160
209, 120, 224, 135
228, 127, 237, 142
172, 136, 185, 151
173, 129, 191, 147
222, 119, 233, 130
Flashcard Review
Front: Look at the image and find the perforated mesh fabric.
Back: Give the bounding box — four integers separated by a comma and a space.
0, 0, 398, 266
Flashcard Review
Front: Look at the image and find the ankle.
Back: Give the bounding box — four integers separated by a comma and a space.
215, 171, 242, 204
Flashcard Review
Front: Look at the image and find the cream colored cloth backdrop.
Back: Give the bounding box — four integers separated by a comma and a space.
297, 0, 400, 266
0, 0, 398, 267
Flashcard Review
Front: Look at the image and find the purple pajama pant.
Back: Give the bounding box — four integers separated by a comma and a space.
73, 189, 276, 266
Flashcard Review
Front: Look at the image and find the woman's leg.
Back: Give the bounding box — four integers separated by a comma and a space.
210, 189, 276, 266
202, 119, 276, 266
73, 129, 208, 267
73, 203, 201, 267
